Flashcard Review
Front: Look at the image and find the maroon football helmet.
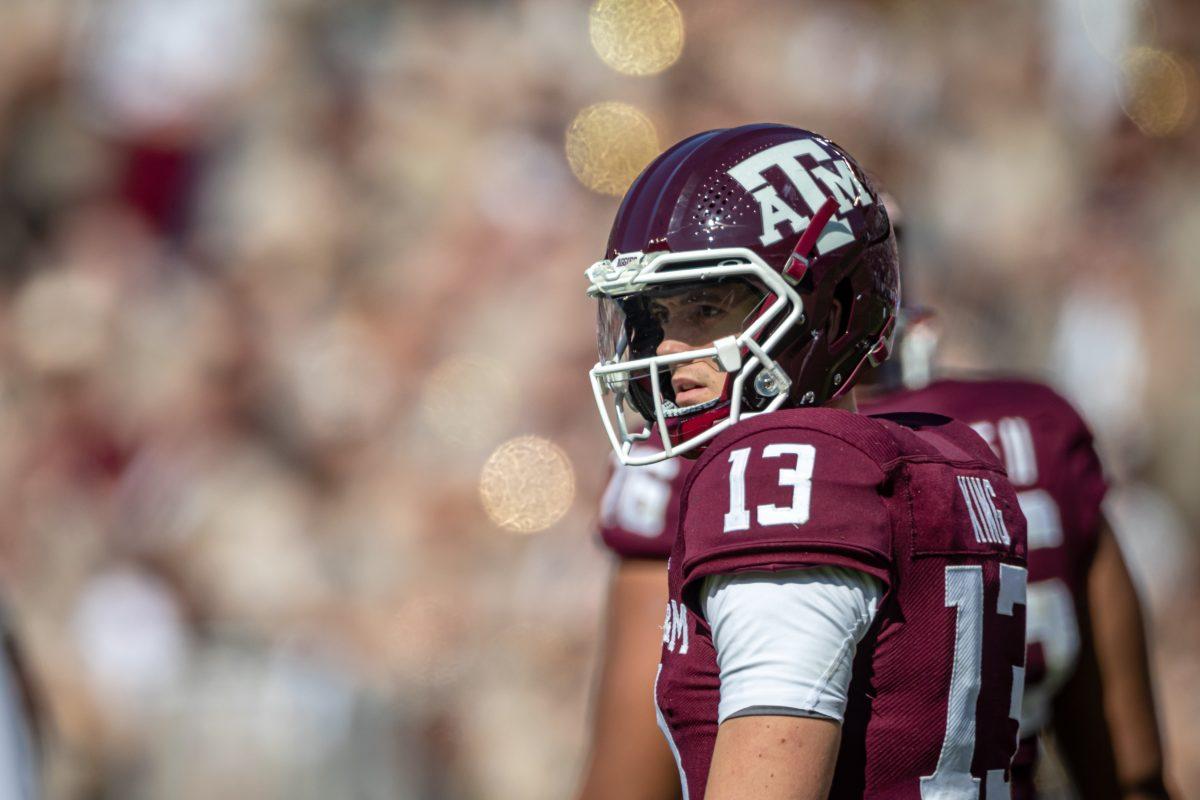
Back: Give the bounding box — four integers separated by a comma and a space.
587, 124, 899, 464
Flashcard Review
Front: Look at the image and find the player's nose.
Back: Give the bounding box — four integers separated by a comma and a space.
656, 338, 692, 359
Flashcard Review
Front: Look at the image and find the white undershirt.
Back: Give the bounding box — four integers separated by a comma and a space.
701, 566, 883, 724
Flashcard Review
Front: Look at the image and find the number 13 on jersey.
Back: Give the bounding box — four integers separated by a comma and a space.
723, 444, 816, 532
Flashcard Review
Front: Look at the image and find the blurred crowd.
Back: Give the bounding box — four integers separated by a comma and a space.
0, 0, 1196, 798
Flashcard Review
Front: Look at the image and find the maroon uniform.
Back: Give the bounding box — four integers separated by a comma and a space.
654, 407, 1027, 798
599, 430, 691, 560
599, 380, 1107, 795
864, 378, 1108, 796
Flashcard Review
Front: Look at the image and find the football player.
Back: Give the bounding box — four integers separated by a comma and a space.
579, 124, 1028, 799
573, 152, 1171, 798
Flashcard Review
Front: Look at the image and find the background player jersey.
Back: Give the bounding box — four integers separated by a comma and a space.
597, 429, 690, 560
655, 407, 1027, 799
863, 378, 1108, 796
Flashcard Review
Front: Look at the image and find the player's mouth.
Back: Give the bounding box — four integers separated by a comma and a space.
671, 373, 714, 408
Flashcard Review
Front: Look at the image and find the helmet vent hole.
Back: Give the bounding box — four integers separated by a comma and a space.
830, 275, 855, 342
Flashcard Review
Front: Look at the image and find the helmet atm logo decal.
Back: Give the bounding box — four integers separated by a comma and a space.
726, 138, 872, 250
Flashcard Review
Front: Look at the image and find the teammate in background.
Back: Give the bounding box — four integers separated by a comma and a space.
574, 181, 1171, 798
580, 124, 1027, 799
867, 201, 1170, 798
866, 375, 1168, 799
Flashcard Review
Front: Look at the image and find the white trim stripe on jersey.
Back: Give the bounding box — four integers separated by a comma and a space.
654, 664, 690, 800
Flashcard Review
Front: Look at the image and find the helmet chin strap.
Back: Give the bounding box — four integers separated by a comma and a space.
662, 397, 721, 418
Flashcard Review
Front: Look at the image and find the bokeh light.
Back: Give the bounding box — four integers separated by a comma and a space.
479, 436, 575, 534
589, 0, 684, 76
420, 355, 519, 448
1118, 47, 1197, 137
565, 101, 660, 196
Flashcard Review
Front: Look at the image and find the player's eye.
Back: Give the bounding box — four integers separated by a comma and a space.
648, 302, 670, 326
686, 303, 727, 325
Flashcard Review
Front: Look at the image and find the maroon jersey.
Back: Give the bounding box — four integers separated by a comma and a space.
656, 408, 1028, 799
598, 430, 691, 560
863, 378, 1108, 795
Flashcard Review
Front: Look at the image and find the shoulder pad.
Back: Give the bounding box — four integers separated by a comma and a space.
678, 415, 892, 614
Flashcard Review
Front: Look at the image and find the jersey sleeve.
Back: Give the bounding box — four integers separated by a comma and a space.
1055, 406, 1108, 550
678, 427, 892, 615
596, 455, 689, 560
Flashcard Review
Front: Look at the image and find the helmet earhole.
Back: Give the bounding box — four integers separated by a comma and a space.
828, 276, 855, 342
